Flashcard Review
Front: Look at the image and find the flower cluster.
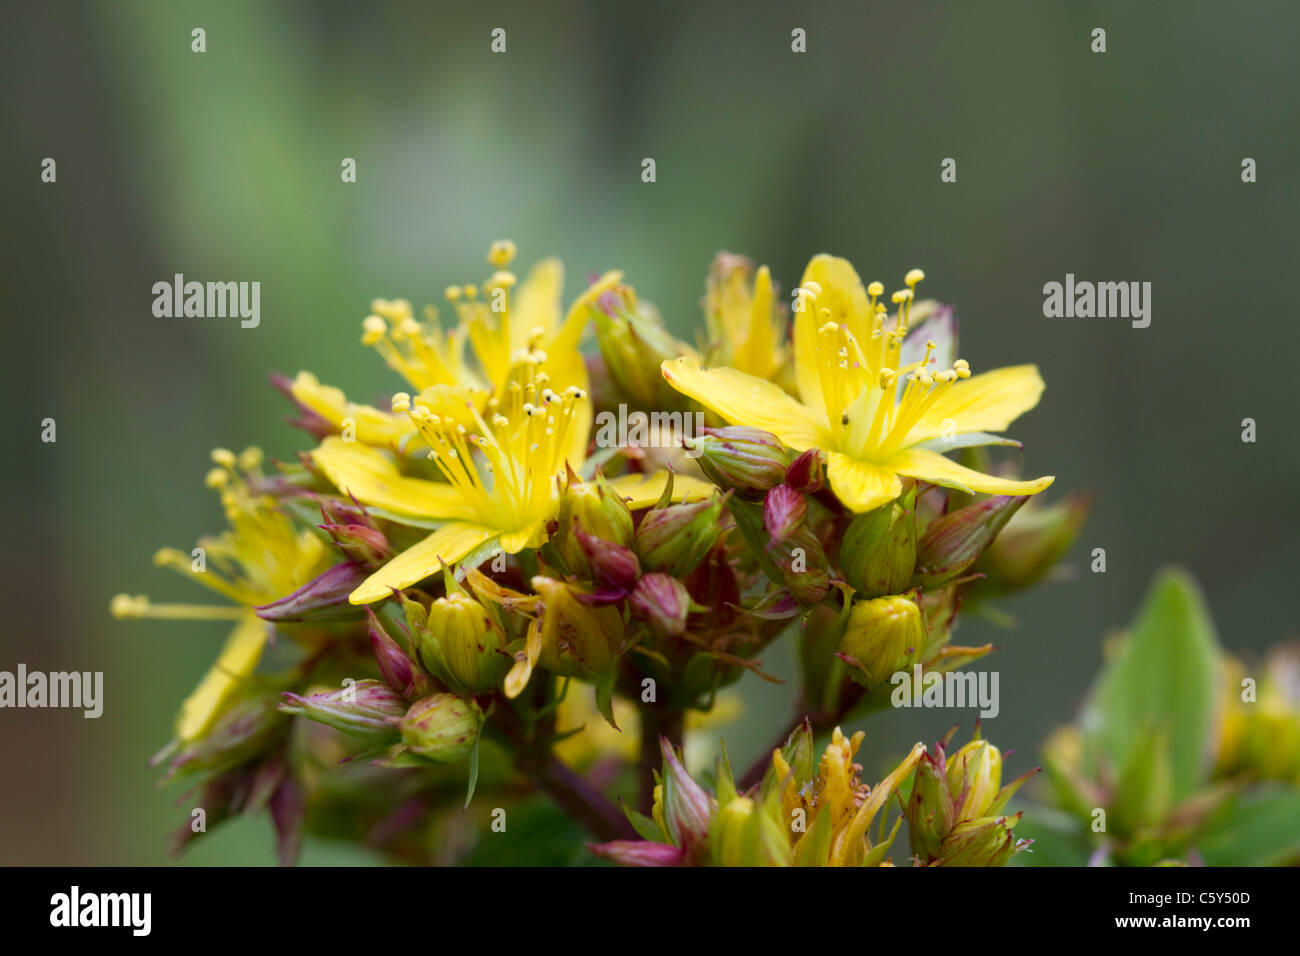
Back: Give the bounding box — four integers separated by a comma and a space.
113, 244, 1082, 865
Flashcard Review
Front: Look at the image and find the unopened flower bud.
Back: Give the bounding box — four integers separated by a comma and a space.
839, 594, 925, 687
591, 284, 696, 410
709, 796, 793, 867
556, 469, 634, 572
946, 739, 1003, 820
769, 525, 831, 605
976, 493, 1091, 593
841, 496, 916, 598
575, 528, 641, 592
763, 484, 807, 544
319, 521, 392, 567
907, 747, 957, 859
164, 695, 286, 780
365, 607, 426, 699
634, 494, 725, 577
913, 495, 1028, 589
784, 448, 824, 494
659, 738, 715, 855
399, 694, 484, 764
935, 814, 1026, 867
589, 840, 686, 867
255, 561, 369, 622
629, 573, 695, 637
416, 591, 509, 695
683, 426, 791, 500
279, 679, 405, 743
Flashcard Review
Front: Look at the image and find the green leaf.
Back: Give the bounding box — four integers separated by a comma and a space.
1084, 567, 1220, 802
622, 804, 667, 843
1197, 787, 1300, 866
464, 737, 480, 809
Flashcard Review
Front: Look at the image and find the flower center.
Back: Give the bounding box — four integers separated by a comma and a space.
799, 269, 971, 461
396, 360, 587, 532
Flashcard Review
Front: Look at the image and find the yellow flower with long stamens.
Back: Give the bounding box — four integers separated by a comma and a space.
662, 255, 1054, 513
289, 243, 622, 453
702, 251, 791, 389
312, 360, 716, 605
111, 448, 329, 742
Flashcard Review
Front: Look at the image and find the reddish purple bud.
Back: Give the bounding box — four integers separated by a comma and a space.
588, 840, 686, 867
321, 522, 393, 566
366, 607, 425, 699
629, 573, 694, 636
279, 680, 406, 743
914, 495, 1028, 588
575, 528, 642, 592
256, 561, 369, 622
763, 484, 807, 544
785, 448, 824, 493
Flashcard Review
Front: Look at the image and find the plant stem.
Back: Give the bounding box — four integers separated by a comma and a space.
495, 699, 635, 842
735, 685, 865, 793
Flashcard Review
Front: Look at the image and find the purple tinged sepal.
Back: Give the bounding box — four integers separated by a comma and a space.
629, 573, 698, 637
575, 528, 641, 592
588, 840, 686, 867
634, 488, 726, 577
907, 745, 957, 860
162, 695, 287, 782
365, 607, 427, 700
935, 814, 1028, 867
279, 679, 406, 743
659, 737, 715, 856
784, 448, 824, 494
762, 484, 807, 545
767, 525, 831, 605
255, 561, 369, 622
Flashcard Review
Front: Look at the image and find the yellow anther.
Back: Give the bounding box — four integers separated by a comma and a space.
488, 239, 518, 268
444, 285, 463, 301
110, 594, 150, 618
238, 447, 263, 471
891, 289, 912, 304
361, 314, 387, 345
820, 321, 839, 334
905, 268, 925, 287
211, 448, 236, 468
804, 280, 823, 297
204, 467, 228, 489
954, 358, 969, 370
955, 366, 971, 379
391, 392, 411, 413
488, 270, 518, 289
879, 368, 896, 388
867, 281, 884, 297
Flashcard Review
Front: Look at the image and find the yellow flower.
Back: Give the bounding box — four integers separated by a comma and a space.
662, 255, 1054, 512
289, 243, 623, 453
770, 726, 926, 866
311, 360, 716, 604
110, 448, 329, 742
702, 251, 791, 389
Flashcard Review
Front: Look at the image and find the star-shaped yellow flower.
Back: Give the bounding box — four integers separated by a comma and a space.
662, 255, 1053, 512
312, 362, 715, 604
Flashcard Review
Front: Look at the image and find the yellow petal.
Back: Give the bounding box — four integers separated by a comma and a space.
290, 371, 412, 447
512, 258, 565, 344
661, 357, 828, 450
504, 617, 545, 699
908, 365, 1045, 444
608, 471, 718, 510
888, 447, 1054, 496
499, 520, 547, 554
831, 742, 926, 866
174, 614, 267, 742
826, 452, 902, 513
311, 437, 478, 522
794, 255, 872, 408
349, 522, 495, 604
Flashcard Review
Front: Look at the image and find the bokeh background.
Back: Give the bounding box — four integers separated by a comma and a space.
2, 0, 1296, 864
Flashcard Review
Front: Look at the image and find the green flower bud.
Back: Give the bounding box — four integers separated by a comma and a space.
975, 493, 1091, 593
399, 694, 484, 764
841, 493, 917, 598
769, 524, 831, 605
659, 738, 715, 856
839, 594, 925, 687
935, 814, 1026, 867
416, 591, 509, 694
946, 739, 1003, 820
1111, 725, 1174, 836
591, 284, 695, 410
913, 495, 1027, 589
555, 469, 634, 572
634, 493, 725, 577
683, 426, 791, 500
709, 796, 793, 867
907, 747, 957, 859
279, 679, 405, 743
629, 572, 695, 637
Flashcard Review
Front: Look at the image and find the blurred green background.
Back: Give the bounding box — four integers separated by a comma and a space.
1, 0, 1296, 864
